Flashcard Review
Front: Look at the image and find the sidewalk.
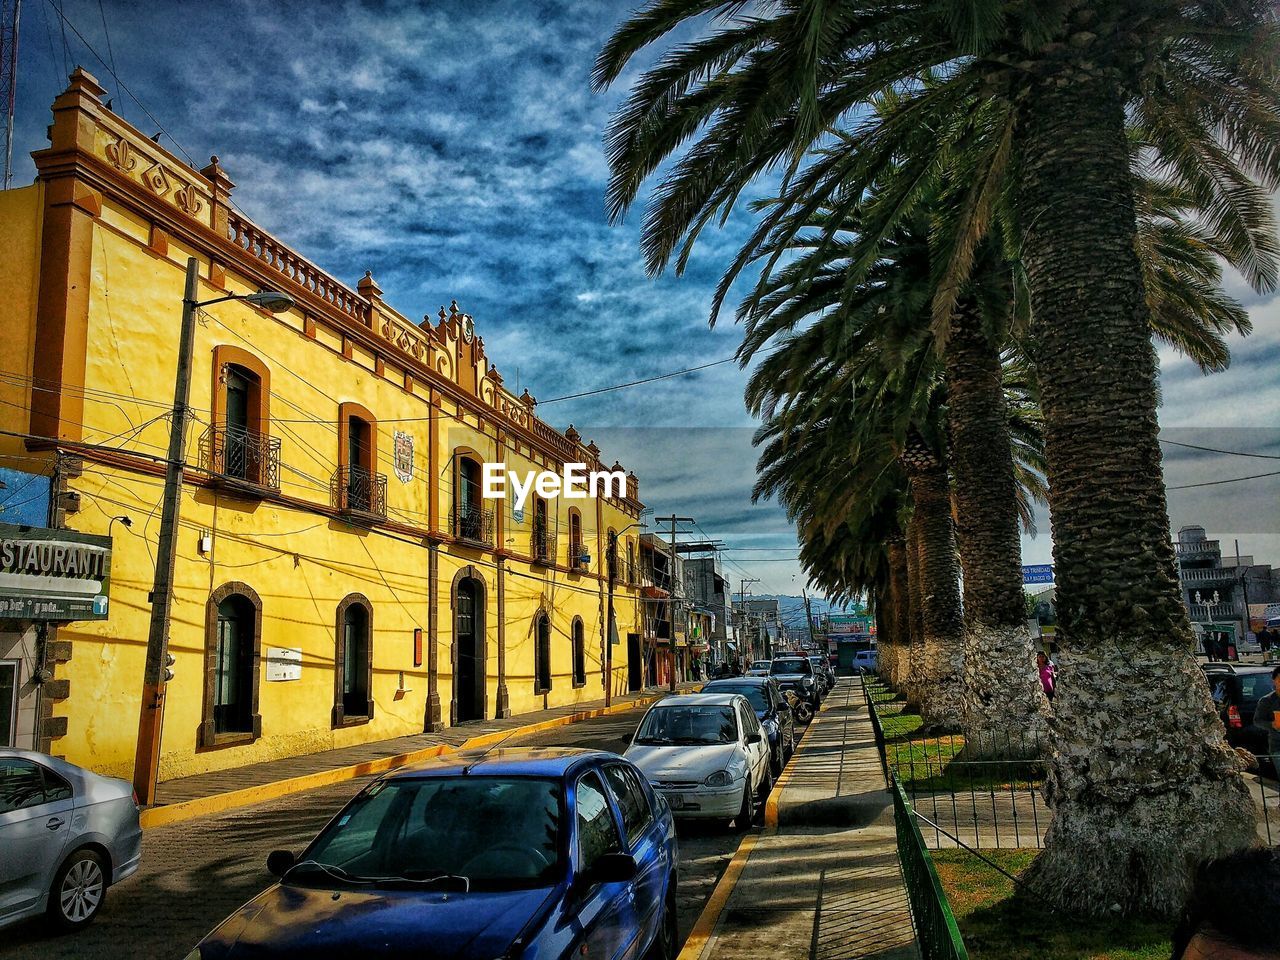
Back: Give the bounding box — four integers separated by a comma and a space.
682, 677, 919, 960
144, 684, 692, 828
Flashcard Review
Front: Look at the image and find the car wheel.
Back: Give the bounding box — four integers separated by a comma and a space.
48, 847, 107, 931
645, 890, 678, 960
734, 784, 753, 832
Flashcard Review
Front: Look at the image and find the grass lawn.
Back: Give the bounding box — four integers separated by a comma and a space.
879, 711, 1046, 792
932, 849, 1171, 960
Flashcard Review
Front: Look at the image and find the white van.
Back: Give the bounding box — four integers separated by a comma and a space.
852, 649, 878, 673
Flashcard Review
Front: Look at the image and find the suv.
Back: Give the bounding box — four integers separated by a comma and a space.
770, 656, 819, 708
1203, 663, 1275, 772
852, 649, 878, 674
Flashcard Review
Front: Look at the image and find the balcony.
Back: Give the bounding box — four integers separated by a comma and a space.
451, 502, 494, 547
333, 465, 387, 522
201, 427, 280, 494
1176, 539, 1220, 558
1178, 567, 1238, 586
1188, 602, 1242, 622
568, 540, 589, 572
531, 526, 556, 565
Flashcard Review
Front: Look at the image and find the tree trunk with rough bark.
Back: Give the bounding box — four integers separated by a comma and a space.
902, 510, 926, 706
1017, 76, 1255, 917
908, 466, 965, 728
887, 537, 911, 689
945, 306, 1051, 756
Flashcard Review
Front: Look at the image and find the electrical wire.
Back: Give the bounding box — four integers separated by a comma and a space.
537, 357, 736, 405
1167, 469, 1280, 491
1160, 439, 1280, 461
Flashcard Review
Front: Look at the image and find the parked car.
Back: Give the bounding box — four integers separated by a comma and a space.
770, 656, 820, 709
746, 660, 772, 677
1203, 664, 1276, 773
625, 694, 771, 832
701, 677, 797, 776
852, 649, 878, 674
0, 749, 142, 932
188, 749, 677, 960
808, 656, 835, 693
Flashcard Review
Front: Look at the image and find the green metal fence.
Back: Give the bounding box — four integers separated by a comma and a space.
862, 675, 969, 960
891, 771, 971, 960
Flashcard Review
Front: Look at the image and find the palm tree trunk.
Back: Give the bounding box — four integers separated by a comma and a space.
945, 306, 1050, 756
903, 510, 926, 706
887, 536, 911, 689
1016, 76, 1254, 916
910, 465, 965, 728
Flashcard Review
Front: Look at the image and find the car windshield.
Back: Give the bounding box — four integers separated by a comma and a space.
704, 683, 767, 711
1241, 674, 1274, 701
751, 661, 770, 670
771, 659, 811, 676
635, 704, 738, 745
295, 776, 563, 891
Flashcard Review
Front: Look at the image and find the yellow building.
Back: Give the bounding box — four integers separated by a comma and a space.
0, 70, 647, 785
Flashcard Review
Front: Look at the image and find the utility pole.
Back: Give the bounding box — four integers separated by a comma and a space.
654, 515, 693, 691
802, 586, 815, 646
133, 257, 200, 805
739, 578, 759, 664
605, 531, 616, 707
1236, 539, 1250, 657
0, 0, 18, 190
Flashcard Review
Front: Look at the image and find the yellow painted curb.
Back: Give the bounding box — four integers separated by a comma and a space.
141, 692, 669, 830
763, 704, 825, 832
676, 831, 759, 960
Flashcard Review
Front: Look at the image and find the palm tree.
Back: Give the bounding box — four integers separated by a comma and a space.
595, 2, 1279, 912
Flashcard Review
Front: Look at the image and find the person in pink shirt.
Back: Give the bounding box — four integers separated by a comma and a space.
1036, 652, 1056, 700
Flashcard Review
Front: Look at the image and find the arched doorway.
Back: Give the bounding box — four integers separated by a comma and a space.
454, 576, 484, 722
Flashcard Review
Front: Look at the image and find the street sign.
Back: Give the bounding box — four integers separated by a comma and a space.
1022, 564, 1054, 585
0, 522, 112, 621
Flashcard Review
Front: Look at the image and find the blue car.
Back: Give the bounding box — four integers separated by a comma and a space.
186, 749, 678, 960
700, 677, 796, 777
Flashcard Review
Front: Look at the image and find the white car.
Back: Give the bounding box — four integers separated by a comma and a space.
624, 694, 772, 831
852, 649, 878, 673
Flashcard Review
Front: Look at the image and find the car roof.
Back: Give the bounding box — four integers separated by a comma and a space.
704, 677, 770, 687
651, 693, 745, 707
380, 746, 615, 781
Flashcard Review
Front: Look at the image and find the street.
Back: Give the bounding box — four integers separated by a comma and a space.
3, 704, 745, 959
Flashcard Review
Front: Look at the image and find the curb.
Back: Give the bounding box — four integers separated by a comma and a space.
140, 692, 668, 830
763, 701, 826, 832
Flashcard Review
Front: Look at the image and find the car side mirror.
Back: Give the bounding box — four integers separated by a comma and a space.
266, 850, 296, 877
747, 732, 763, 744
581, 853, 638, 886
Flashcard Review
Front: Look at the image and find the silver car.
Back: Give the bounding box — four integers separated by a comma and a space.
0, 749, 142, 931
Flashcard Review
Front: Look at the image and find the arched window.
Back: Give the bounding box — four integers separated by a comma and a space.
200, 582, 263, 748
568, 509, 583, 570
452, 570, 486, 723
532, 496, 552, 563
535, 612, 552, 694
452, 451, 491, 545
210, 346, 277, 491
334, 594, 373, 726
572, 617, 586, 687
339, 403, 383, 518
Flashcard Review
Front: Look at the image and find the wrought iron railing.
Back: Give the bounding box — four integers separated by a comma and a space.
452, 502, 494, 545
333, 465, 387, 520
891, 776, 971, 960
201, 426, 281, 492
531, 525, 556, 563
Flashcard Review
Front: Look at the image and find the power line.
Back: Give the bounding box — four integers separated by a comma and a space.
1167, 469, 1280, 491
1160, 439, 1280, 461
538, 357, 736, 405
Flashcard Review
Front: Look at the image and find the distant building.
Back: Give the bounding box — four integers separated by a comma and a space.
1175, 525, 1280, 641
683, 556, 733, 666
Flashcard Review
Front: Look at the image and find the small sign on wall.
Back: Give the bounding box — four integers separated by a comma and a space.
265, 646, 302, 682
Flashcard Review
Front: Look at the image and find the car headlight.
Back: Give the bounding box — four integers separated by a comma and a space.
704, 770, 733, 787
800, 677, 813, 687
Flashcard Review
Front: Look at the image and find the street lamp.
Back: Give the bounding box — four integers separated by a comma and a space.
606, 521, 646, 707
133, 257, 292, 806
108, 515, 132, 537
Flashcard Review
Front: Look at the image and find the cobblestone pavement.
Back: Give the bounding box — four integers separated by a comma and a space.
4, 704, 744, 959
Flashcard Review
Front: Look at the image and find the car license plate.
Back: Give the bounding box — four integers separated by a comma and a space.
664, 793, 685, 810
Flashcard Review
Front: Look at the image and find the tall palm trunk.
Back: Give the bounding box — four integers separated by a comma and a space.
887, 536, 911, 688
1016, 78, 1254, 916
906, 464, 965, 728
945, 307, 1050, 755
902, 510, 926, 706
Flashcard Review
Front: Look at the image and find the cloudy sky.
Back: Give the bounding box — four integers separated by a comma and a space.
10, 0, 1279, 595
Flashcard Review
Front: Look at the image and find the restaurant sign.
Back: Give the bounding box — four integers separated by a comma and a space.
0, 523, 112, 621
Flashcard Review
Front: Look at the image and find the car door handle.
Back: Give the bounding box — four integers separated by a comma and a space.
46, 818, 65, 830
